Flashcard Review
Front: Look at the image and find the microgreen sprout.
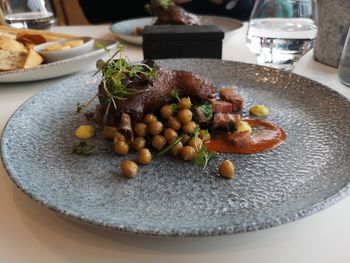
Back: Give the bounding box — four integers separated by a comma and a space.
171, 89, 181, 101
77, 43, 156, 124
146, 0, 175, 12
73, 141, 95, 156
195, 146, 218, 170
156, 134, 184, 157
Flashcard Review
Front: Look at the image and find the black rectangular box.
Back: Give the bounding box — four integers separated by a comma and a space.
142, 25, 224, 60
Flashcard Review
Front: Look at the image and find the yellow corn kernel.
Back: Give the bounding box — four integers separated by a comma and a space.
75, 125, 95, 139
249, 104, 270, 117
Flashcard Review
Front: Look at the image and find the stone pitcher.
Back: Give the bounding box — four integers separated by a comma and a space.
314, 0, 350, 68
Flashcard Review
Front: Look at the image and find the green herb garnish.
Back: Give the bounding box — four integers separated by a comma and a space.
171, 103, 178, 112
171, 89, 181, 101
198, 104, 213, 119
195, 146, 218, 170
156, 134, 184, 157
147, 0, 174, 10
229, 120, 236, 131
73, 141, 95, 156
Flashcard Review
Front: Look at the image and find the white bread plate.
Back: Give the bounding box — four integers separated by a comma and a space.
0, 39, 115, 83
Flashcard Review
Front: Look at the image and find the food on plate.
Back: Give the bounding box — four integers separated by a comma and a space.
0, 25, 76, 71
75, 124, 96, 139
75, 44, 286, 179
120, 160, 138, 178
219, 160, 235, 179
146, 0, 200, 26
134, 0, 200, 35
249, 104, 270, 117
43, 39, 85, 52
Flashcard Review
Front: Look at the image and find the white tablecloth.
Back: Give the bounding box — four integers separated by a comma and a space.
0, 23, 350, 263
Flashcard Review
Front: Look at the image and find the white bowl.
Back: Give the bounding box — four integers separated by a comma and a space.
34, 37, 95, 63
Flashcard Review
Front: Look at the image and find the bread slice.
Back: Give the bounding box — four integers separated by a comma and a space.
0, 50, 27, 71
0, 35, 28, 52
23, 48, 44, 69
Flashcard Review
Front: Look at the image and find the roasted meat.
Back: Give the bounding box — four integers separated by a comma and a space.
148, 0, 200, 25
98, 67, 215, 125
219, 87, 244, 112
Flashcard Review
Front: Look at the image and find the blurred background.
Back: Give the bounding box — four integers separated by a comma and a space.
16, 0, 255, 26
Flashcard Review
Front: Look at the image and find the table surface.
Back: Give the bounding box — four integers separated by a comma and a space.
1, 23, 350, 263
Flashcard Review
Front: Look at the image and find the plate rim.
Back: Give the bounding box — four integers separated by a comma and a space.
0, 40, 116, 83
110, 15, 243, 45
1, 58, 350, 237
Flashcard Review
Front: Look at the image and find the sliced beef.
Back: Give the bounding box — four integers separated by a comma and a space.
212, 113, 241, 130
210, 99, 233, 113
228, 131, 253, 148
219, 87, 244, 112
98, 67, 215, 125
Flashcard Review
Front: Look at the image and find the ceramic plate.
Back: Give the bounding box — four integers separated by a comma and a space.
1, 59, 350, 237
0, 40, 115, 83
110, 15, 243, 45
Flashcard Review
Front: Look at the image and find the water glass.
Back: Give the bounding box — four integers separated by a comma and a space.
2, 0, 55, 30
246, 0, 317, 71
338, 26, 350, 87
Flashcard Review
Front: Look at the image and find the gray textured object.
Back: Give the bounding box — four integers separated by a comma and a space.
314, 0, 350, 68
1, 59, 350, 237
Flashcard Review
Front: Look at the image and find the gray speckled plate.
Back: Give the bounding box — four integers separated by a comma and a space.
110, 15, 243, 45
1, 59, 350, 237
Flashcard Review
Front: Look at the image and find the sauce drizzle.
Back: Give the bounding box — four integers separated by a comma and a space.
205, 119, 286, 154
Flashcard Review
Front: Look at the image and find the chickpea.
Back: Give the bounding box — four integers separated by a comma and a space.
114, 140, 129, 155
249, 104, 270, 117
120, 160, 138, 178
181, 146, 197, 161
177, 109, 192, 124
147, 121, 163, 136
236, 121, 252, 133
143, 113, 157, 124
152, 135, 167, 151
132, 137, 146, 151
134, 123, 147, 137
181, 134, 191, 145
182, 121, 197, 134
138, 148, 152, 165
188, 137, 203, 151
219, 160, 235, 179
75, 125, 95, 139
170, 142, 183, 156
177, 97, 192, 110
198, 130, 210, 141
164, 128, 178, 144
167, 116, 181, 130
101, 126, 117, 140
113, 132, 126, 144
160, 104, 174, 119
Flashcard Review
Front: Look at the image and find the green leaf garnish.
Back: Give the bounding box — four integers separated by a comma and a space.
95, 43, 156, 115
171, 89, 181, 101
229, 120, 236, 131
198, 104, 213, 119
73, 141, 95, 156
171, 103, 178, 112
194, 146, 218, 170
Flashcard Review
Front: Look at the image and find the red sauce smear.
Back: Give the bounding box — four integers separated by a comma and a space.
205, 119, 286, 154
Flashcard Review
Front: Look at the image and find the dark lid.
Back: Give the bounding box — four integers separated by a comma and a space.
143, 25, 224, 41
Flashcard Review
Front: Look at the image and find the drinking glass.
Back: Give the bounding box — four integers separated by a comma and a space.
2, 0, 55, 30
246, 0, 317, 71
